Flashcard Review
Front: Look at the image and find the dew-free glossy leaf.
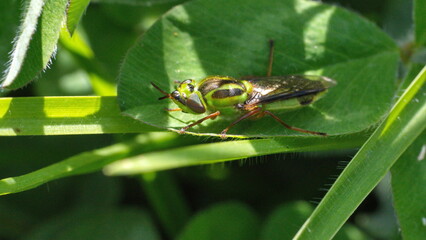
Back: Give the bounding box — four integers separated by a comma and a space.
118, 0, 399, 138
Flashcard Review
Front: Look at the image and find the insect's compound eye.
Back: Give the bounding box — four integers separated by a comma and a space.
171, 91, 180, 99
180, 79, 193, 87
182, 79, 192, 84
171, 90, 187, 106
187, 84, 195, 92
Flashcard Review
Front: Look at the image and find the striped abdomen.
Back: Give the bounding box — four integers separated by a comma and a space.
197, 76, 252, 111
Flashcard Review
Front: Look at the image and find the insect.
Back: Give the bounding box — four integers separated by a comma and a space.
151, 40, 336, 138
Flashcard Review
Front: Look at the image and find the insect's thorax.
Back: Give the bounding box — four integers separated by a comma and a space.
197, 76, 252, 114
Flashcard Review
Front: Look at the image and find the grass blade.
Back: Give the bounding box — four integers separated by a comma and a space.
0, 132, 184, 195
294, 66, 426, 239
103, 133, 367, 175
391, 134, 426, 239
0, 96, 154, 135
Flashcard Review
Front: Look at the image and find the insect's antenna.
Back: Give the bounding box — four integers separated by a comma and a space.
151, 82, 171, 100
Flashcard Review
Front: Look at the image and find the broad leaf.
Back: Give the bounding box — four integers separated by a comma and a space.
25, 208, 160, 240
261, 202, 367, 240
177, 202, 259, 240
118, 0, 399, 138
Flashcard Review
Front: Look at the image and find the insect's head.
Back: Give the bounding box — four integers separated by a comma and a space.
151, 80, 207, 114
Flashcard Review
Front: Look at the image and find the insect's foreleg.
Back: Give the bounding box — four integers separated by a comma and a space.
220, 108, 263, 139
179, 111, 221, 134
263, 110, 327, 136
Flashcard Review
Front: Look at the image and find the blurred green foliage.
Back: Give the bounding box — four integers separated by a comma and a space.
0, 0, 424, 239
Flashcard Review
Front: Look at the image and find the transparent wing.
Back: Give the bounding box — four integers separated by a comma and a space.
246, 75, 336, 105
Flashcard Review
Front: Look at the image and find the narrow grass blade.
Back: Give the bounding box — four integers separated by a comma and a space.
103, 133, 367, 175
391, 134, 426, 239
0, 132, 185, 195
294, 66, 426, 239
0, 96, 154, 136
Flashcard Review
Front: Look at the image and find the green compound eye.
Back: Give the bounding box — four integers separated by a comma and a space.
151, 40, 336, 139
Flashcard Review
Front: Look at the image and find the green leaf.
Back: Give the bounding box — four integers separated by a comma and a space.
91, 0, 184, 5
140, 172, 191, 238
103, 133, 367, 175
0, 96, 154, 136
261, 202, 368, 240
24, 208, 160, 240
391, 134, 426, 239
294, 66, 426, 239
415, 0, 426, 46
66, 0, 91, 35
261, 202, 314, 240
59, 28, 117, 95
0, 0, 68, 90
177, 202, 260, 240
118, 0, 399, 138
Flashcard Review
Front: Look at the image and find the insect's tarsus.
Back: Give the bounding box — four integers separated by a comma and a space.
263, 110, 327, 136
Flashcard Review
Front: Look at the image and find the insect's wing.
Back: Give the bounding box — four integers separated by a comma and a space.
247, 75, 336, 105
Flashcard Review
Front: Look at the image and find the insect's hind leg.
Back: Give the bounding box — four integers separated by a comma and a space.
263, 110, 327, 136
220, 108, 263, 139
